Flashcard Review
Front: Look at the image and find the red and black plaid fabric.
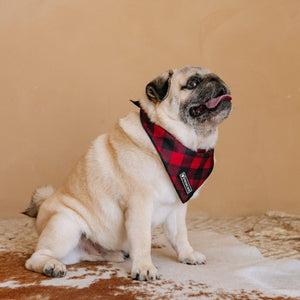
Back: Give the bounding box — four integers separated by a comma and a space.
139, 108, 214, 203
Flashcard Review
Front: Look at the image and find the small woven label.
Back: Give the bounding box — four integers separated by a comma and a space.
178, 172, 193, 195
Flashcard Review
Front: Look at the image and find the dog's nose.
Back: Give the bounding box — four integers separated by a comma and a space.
219, 86, 229, 95
209, 77, 219, 83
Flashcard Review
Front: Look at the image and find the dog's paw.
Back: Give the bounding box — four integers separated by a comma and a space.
131, 263, 159, 281
179, 251, 207, 265
43, 259, 67, 278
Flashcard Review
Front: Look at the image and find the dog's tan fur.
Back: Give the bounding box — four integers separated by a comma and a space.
24, 66, 231, 280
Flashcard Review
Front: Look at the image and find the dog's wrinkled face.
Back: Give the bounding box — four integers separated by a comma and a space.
145, 66, 232, 130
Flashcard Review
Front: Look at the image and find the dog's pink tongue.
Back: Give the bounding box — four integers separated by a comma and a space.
205, 94, 232, 109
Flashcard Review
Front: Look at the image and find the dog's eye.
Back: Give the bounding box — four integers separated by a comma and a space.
184, 76, 201, 90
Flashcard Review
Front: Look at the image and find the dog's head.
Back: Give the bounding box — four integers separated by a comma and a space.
140, 66, 232, 150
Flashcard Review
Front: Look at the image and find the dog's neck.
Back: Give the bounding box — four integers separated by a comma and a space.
133, 100, 218, 151
159, 119, 218, 151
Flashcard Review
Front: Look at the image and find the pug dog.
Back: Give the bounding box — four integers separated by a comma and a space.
23, 66, 232, 281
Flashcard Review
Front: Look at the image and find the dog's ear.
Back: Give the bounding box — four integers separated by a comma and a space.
146, 70, 173, 102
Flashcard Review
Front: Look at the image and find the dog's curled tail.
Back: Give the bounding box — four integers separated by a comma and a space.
22, 185, 55, 218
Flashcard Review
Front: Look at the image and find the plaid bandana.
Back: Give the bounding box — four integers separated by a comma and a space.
132, 101, 214, 203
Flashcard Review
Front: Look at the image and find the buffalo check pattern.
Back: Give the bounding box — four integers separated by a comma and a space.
140, 109, 214, 203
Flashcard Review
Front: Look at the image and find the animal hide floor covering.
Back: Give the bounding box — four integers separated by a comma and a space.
0, 211, 299, 299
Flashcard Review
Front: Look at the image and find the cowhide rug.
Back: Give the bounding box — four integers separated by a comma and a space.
0, 211, 299, 299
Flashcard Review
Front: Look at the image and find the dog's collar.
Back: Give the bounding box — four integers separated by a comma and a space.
131, 100, 214, 203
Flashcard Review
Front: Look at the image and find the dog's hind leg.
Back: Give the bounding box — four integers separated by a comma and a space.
25, 213, 82, 277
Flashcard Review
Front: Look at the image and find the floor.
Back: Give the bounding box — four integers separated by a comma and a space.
0, 211, 299, 299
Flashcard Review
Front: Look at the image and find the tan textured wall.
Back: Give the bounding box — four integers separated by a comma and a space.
0, 0, 299, 218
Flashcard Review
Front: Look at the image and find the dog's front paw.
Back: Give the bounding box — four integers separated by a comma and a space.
179, 251, 207, 265
43, 259, 67, 277
131, 263, 159, 281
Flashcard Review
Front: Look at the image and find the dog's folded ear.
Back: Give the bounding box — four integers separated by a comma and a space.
146, 70, 173, 102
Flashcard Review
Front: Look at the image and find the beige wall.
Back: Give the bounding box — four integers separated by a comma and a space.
1, 0, 299, 218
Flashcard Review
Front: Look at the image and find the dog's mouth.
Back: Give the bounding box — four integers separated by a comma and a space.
189, 94, 232, 118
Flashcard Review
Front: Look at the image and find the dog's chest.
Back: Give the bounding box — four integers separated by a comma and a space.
151, 201, 177, 228
149, 182, 180, 227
